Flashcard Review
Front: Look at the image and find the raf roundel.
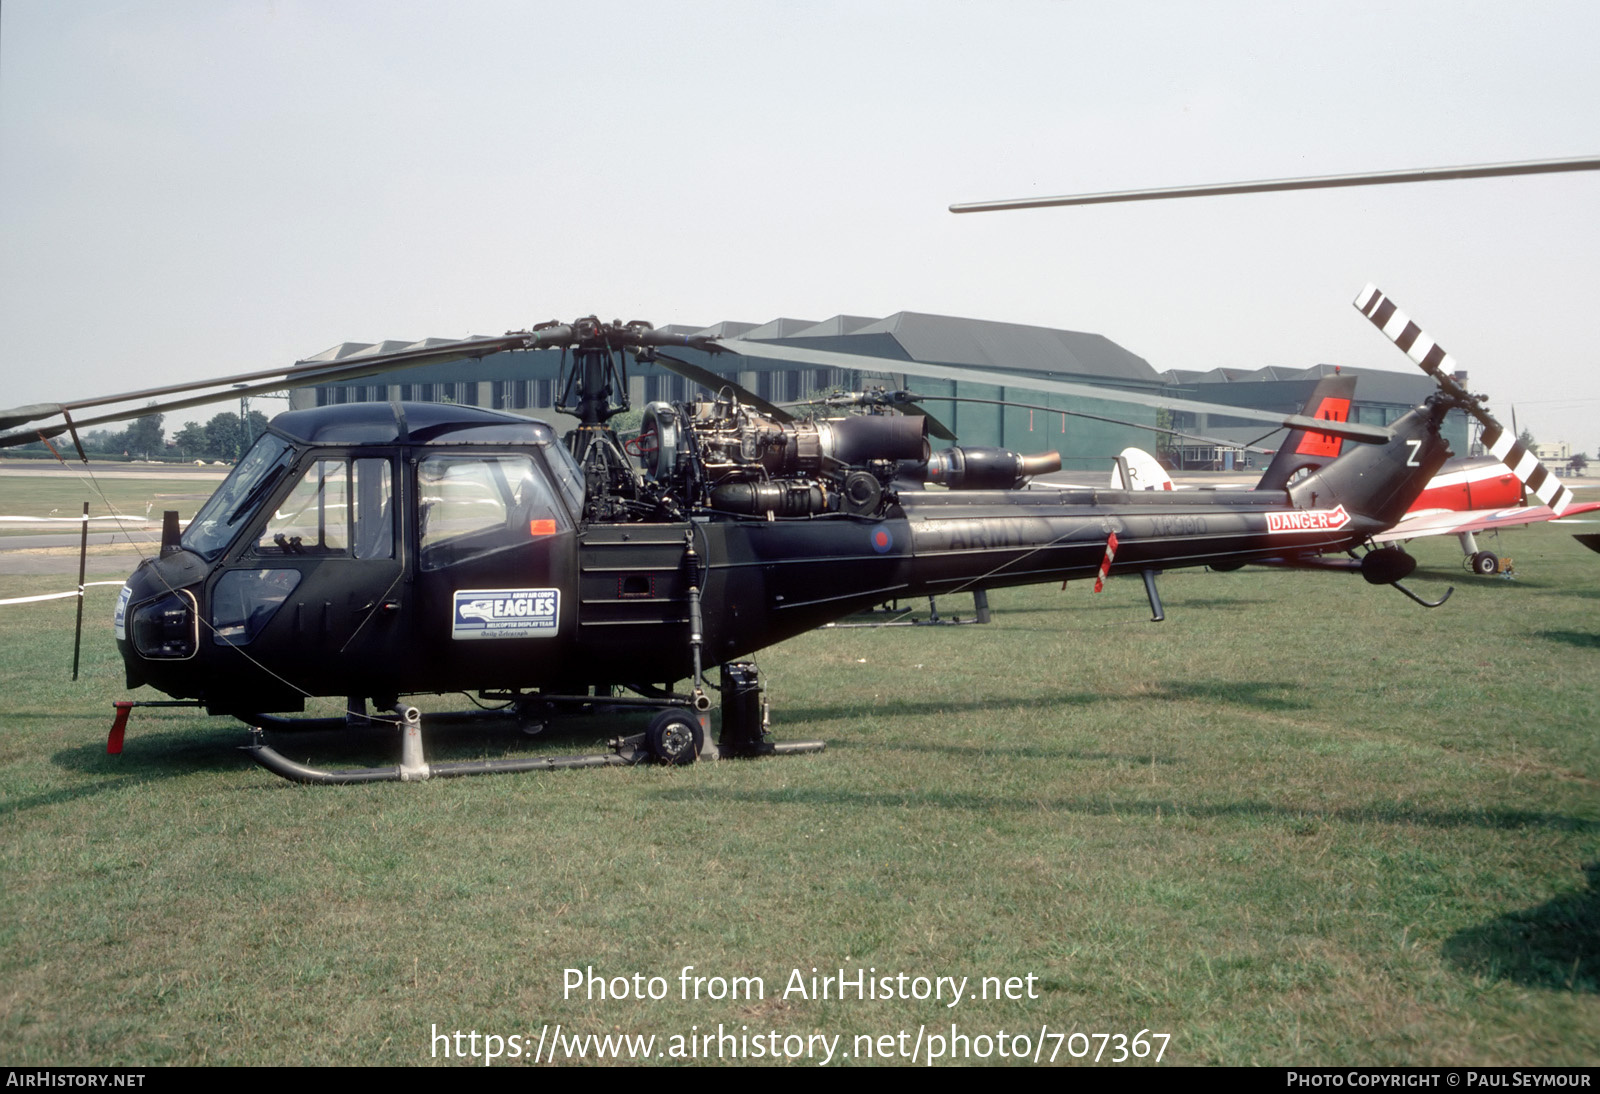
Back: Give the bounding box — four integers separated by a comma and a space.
870, 526, 894, 554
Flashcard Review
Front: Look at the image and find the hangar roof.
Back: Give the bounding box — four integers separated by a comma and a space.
661, 311, 1163, 386
1161, 362, 1435, 405
311, 311, 1164, 387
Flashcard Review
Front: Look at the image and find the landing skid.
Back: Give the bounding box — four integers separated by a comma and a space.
238, 664, 824, 784
244, 708, 656, 784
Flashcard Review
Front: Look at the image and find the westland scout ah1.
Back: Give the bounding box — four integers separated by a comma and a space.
5, 289, 1558, 782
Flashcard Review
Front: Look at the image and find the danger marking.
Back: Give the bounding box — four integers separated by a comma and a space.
1266, 506, 1351, 533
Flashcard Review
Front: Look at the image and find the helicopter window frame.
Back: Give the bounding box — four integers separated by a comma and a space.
250, 455, 395, 560
260, 458, 350, 554
181, 433, 295, 562
538, 439, 587, 517
417, 452, 570, 573
351, 458, 394, 560
210, 568, 303, 646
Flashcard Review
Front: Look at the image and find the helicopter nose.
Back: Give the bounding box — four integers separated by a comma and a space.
125, 590, 198, 661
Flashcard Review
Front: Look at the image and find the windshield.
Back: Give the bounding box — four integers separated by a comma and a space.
181, 433, 295, 561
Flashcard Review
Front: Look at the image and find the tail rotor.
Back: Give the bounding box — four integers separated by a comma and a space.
1352, 285, 1573, 516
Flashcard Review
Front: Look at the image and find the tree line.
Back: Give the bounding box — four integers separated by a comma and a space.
7, 409, 270, 462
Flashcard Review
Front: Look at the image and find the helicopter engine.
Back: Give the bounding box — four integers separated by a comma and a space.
636, 397, 932, 517
633, 394, 1062, 519
915, 446, 1062, 490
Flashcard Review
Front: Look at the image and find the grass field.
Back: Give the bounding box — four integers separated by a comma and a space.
0, 465, 220, 537
0, 474, 1595, 1066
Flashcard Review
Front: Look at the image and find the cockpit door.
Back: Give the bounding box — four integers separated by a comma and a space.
208, 452, 406, 700
408, 449, 578, 692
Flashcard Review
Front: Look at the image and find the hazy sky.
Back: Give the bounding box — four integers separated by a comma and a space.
3, 1, 1597, 455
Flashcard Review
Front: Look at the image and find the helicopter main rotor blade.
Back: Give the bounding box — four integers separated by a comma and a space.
949, 155, 1600, 213
0, 403, 66, 432
0, 332, 540, 446
1353, 284, 1574, 515
827, 388, 1262, 450
924, 393, 1278, 454
714, 337, 1393, 445
0, 320, 761, 450
637, 328, 720, 354
0, 375, 327, 448
652, 352, 795, 424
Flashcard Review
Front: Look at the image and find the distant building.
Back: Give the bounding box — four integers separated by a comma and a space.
1159, 363, 1468, 469
287, 311, 1455, 472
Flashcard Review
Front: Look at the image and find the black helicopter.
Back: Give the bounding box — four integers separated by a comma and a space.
0, 287, 1553, 783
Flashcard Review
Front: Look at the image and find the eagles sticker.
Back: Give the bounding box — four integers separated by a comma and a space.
452, 588, 559, 640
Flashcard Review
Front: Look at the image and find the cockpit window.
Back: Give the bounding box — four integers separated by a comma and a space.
181, 433, 294, 562
254, 457, 393, 558
418, 454, 566, 571
259, 459, 349, 554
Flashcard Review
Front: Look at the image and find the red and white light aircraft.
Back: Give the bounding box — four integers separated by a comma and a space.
1372, 456, 1599, 573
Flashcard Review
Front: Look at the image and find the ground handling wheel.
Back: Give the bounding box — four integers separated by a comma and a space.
645, 709, 703, 765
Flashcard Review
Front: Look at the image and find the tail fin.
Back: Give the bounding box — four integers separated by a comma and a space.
1288, 397, 1453, 530
1255, 373, 1358, 492
1111, 448, 1175, 491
